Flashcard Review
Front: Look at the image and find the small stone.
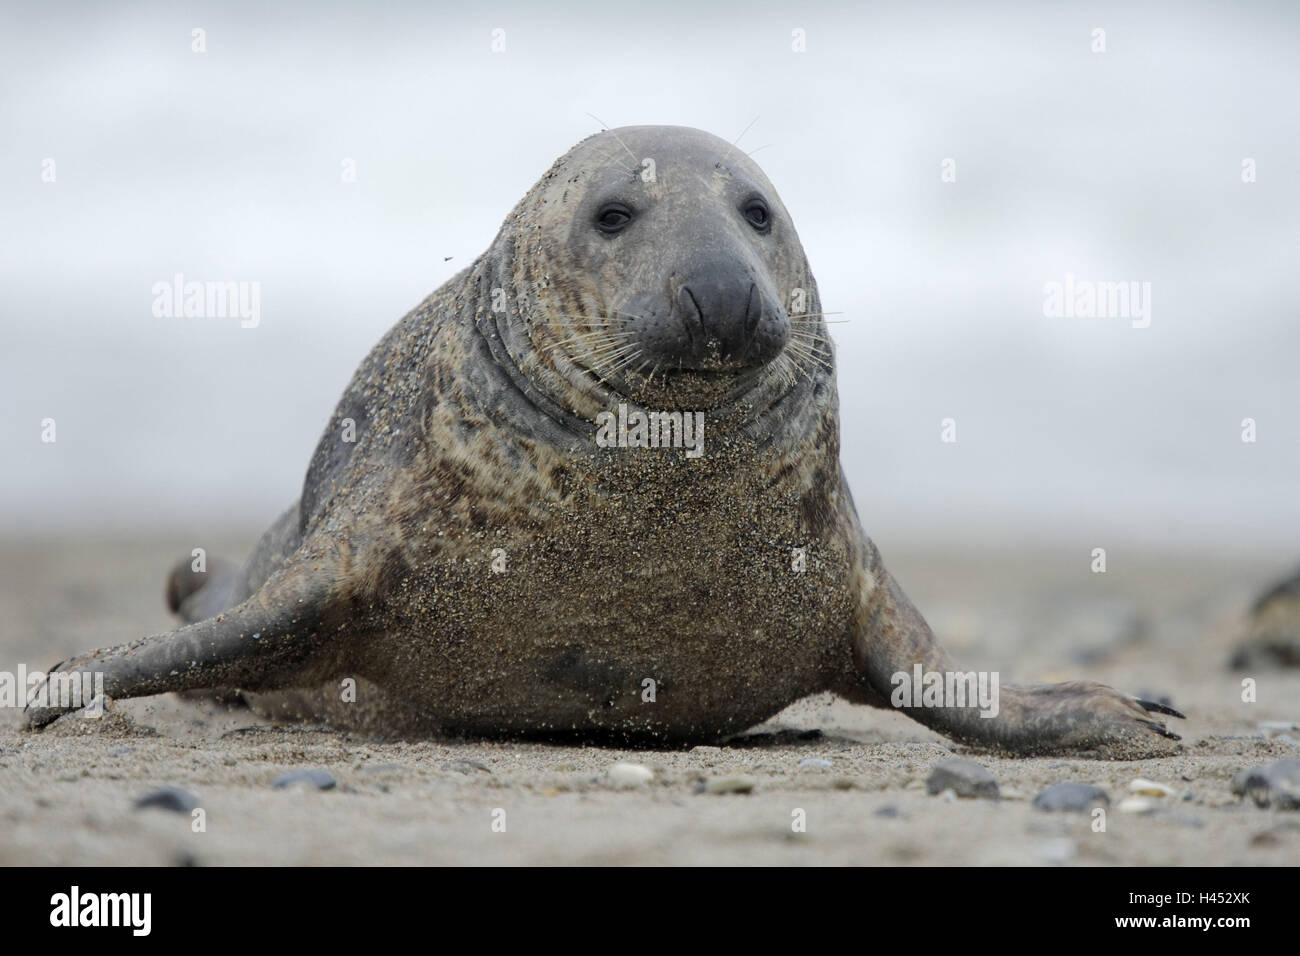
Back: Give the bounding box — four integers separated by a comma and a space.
875, 805, 900, 818
134, 785, 200, 814
1129, 778, 1176, 797
1231, 758, 1300, 810
798, 758, 833, 771
925, 758, 999, 799
1118, 795, 1157, 814
705, 774, 756, 794
608, 762, 654, 788
1033, 782, 1110, 812
272, 770, 337, 791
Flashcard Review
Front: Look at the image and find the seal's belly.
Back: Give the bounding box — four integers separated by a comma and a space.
362, 514, 857, 741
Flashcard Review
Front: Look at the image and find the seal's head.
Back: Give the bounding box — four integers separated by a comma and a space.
506, 125, 829, 413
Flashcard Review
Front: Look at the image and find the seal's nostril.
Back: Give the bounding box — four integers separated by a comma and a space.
744, 283, 760, 339
681, 287, 704, 350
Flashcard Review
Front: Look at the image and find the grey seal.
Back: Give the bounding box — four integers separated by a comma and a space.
1231, 566, 1300, 669
25, 125, 1182, 756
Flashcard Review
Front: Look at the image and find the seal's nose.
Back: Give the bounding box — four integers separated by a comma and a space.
679, 269, 762, 364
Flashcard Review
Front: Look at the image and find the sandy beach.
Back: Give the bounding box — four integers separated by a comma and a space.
2, 534, 1297, 866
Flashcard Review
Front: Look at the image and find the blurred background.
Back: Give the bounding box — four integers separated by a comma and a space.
2, 0, 1297, 560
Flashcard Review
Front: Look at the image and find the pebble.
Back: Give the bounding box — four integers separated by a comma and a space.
1129, 778, 1176, 797
925, 758, 999, 799
1118, 796, 1157, 814
875, 805, 900, 818
798, 758, 833, 771
608, 762, 654, 788
272, 770, 337, 791
1033, 782, 1110, 812
133, 785, 200, 814
1231, 758, 1300, 810
705, 775, 756, 794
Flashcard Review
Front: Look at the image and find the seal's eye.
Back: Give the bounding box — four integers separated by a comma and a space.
595, 203, 634, 234
743, 199, 770, 231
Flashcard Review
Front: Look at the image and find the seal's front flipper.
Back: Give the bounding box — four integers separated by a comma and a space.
24, 572, 331, 730
842, 539, 1184, 758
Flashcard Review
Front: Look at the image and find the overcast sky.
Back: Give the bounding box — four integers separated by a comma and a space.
2, 0, 1297, 558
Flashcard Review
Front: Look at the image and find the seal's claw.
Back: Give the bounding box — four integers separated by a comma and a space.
1136, 718, 1182, 741
1135, 698, 1186, 719
971, 680, 1186, 758
22, 661, 81, 730
1039, 681, 1184, 756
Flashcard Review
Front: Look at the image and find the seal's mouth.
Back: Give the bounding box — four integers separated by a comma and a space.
615, 363, 768, 410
